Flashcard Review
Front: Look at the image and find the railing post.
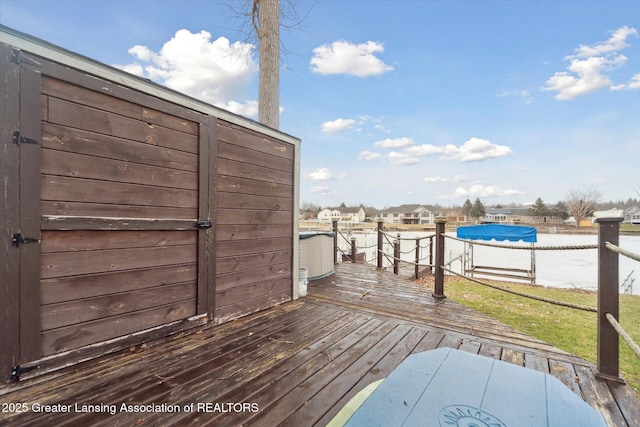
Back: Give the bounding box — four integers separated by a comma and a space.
332, 219, 338, 265
415, 238, 420, 279
393, 234, 400, 275
433, 216, 446, 299
595, 212, 624, 381
377, 220, 383, 269
350, 237, 357, 263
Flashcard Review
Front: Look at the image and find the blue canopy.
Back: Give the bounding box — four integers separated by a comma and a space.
456, 224, 537, 243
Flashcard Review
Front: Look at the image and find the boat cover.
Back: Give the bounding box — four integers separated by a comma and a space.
456, 224, 537, 243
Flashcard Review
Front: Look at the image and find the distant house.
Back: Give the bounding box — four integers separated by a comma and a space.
447, 215, 468, 223
375, 204, 435, 225
317, 205, 366, 222
482, 207, 528, 224
317, 208, 341, 222
624, 206, 640, 224
483, 207, 563, 225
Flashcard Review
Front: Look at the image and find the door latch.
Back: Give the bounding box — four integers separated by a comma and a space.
195, 220, 212, 229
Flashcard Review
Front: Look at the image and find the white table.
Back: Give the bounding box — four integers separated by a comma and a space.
341, 347, 606, 427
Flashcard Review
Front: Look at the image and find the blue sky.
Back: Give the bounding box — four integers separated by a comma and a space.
1, 0, 639, 209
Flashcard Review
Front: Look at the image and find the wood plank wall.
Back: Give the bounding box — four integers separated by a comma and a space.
39, 76, 199, 355
2, 35, 298, 374
215, 121, 294, 323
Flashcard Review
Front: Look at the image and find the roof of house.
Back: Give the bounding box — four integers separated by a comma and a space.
485, 207, 532, 216
323, 205, 365, 214
379, 204, 432, 214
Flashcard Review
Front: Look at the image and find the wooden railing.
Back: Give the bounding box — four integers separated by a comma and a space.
331, 220, 434, 279
433, 214, 638, 382
328, 215, 639, 382
595, 216, 640, 381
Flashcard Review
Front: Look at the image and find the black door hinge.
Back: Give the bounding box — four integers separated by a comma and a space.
195, 220, 213, 229
12, 131, 39, 145
11, 364, 39, 381
12, 233, 40, 247
10, 48, 41, 67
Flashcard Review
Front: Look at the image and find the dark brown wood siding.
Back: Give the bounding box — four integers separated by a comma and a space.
39, 76, 199, 355
1, 30, 298, 381
215, 121, 294, 323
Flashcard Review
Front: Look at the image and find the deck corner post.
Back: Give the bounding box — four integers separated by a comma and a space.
393, 234, 400, 275
350, 237, 357, 263
414, 238, 420, 279
332, 219, 339, 265
433, 216, 447, 299
595, 213, 623, 381
377, 220, 384, 269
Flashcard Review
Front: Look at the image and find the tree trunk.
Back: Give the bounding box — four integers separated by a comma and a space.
257, 0, 279, 129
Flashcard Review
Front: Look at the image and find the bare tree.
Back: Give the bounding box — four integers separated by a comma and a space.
562, 188, 602, 227
226, 0, 310, 129
252, 0, 280, 128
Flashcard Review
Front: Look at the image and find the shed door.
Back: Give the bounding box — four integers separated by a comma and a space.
0, 45, 43, 377
1, 44, 215, 379
37, 74, 214, 357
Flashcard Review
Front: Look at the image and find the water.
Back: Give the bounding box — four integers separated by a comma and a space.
342, 230, 640, 295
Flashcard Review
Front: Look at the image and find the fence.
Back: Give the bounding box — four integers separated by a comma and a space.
331, 220, 434, 279
329, 215, 639, 382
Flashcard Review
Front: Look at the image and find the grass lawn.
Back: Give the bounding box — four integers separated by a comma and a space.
421, 276, 640, 397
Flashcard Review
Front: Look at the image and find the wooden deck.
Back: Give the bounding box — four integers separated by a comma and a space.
1, 263, 638, 426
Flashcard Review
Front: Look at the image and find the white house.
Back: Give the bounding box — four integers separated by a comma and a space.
375, 204, 434, 225
317, 208, 342, 222
317, 205, 366, 222
624, 206, 640, 224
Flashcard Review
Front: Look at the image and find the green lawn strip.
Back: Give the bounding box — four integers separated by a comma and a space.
443, 278, 640, 396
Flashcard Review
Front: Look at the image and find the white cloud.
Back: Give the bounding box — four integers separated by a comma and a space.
358, 150, 384, 161
612, 71, 640, 91
424, 176, 449, 183
374, 124, 391, 133
307, 168, 334, 181
221, 100, 259, 117
322, 118, 356, 133
311, 186, 330, 194
496, 89, 533, 104
116, 29, 258, 113
388, 152, 420, 166
452, 185, 524, 198
310, 40, 393, 77
444, 138, 513, 162
572, 25, 637, 58
405, 144, 446, 156
374, 137, 413, 149
406, 138, 512, 162
543, 26, 638, 100
118, 62, 144, 76
424, 175, 467, 183
543, 56, 619, 100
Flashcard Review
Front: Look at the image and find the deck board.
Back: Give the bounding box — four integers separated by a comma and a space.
1, 263, 638, 426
